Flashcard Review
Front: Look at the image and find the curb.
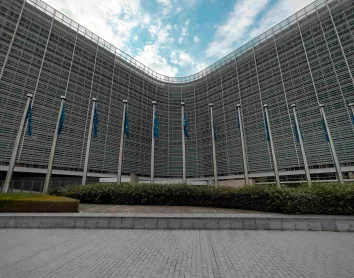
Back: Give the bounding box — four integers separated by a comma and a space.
0, 213, 353, 231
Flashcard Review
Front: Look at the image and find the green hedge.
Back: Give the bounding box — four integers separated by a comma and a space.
0, 194, 79, 212
50, 182, 354, 215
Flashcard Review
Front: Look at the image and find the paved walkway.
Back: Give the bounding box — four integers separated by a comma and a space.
0, 229, 353, 278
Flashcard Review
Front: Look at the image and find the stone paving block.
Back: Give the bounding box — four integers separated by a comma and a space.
86, 217, 99, 229
5, 217, 16, 228
295, 219, 309, 231
335, 219, 354, 232
321, 219, 336, 232
62, 217, 76, 228
205, 219, 218, 229
133, 218, 146, 229
121, 217, 134, 229
15, 217, 31, 228
169, 218, 182, 229
39, 217, 53, 228
27, 217, 41, 228
256, 218, 270, 230
194, 218, 205, 229
308, 219, 322, 231
0, 217, 5, 228
218, 218, 231, 229
282, 218, 295, 230
97, 217, 110, 229
109, 217, 122, 229
230, 218, 243, 230
243, 218, 256, 230
144, 218, 157, 229
75, 217, 87, 229
268, 218, 282, 230
181, 218, 194, 229
157, 218, 169, 229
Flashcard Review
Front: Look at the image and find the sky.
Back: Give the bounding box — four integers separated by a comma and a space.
44, 0, 315, 77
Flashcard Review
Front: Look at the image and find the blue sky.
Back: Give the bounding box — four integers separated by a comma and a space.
45, 0, 314, 77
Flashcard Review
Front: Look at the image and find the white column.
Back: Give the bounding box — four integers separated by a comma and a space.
181, 102, 186, 183
117, 100, 127, 185
263, 104, 280, 187
291, 104, 312, 186
2, 94, 32, 193
151, 101, 156, 184
236, 104, 249, 185
209, 103, 218, 187
43, 96, 66, 193
319, 104, 344, 184
82, 98, 97, 185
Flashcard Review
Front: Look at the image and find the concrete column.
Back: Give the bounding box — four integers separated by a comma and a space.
43, 96, 66, 193
117, 100, 127, 185
291, 104, 312, 186
209, 103, 218, 187
319, 104, 344, 184
236, 104, 249, 185
82, 98, 97, 185
151, 101, 156, 184
263, 104, 280, 187
2, 94, 32, 193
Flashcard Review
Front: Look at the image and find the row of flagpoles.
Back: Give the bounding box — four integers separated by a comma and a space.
2, 93, 354, 193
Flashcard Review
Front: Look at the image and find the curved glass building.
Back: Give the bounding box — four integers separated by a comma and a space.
0, 0, 354, 183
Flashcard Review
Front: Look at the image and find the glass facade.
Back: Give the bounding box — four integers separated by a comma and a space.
0, 0, 354, 180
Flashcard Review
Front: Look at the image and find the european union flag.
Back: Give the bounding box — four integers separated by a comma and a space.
263, 112, 270, 141
293, 119, 304, 143
352, 115, 354, 126
184, 112, 190, 138
26, 103, 32, 136
154, 112, 159, 140
93, 105, 99, 137
58, 104, 65, 135
213, 120, 217, 141
124, 109, 129, 137
321, 116, 329, 142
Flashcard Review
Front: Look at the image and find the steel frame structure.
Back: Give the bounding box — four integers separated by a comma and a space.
0, 0, 354, 181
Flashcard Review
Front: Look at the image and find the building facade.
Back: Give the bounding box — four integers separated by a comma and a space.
0, 0, 354, 182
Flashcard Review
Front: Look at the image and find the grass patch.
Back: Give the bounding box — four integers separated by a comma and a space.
50, 182, 354, 215
0, 193, 79, 212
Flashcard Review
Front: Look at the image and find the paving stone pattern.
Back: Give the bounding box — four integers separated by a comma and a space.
0, 229, 353, 278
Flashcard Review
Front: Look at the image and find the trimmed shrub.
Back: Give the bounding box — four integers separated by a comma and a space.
0, 194, 79, 212
50, 182, 354, 215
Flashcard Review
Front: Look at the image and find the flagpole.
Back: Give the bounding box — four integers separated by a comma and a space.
209, 103, 218, 187
181, 102, 186, 183
117, 100, 127, 185
263, 104, 280, 187
236, 104, 249, 185
2, 94, 32, 193
82, 98, 97, 186
151, 101, 156, 184
319, 104, 344, 184
291, 104, 311, 186
43, 96, 66, 193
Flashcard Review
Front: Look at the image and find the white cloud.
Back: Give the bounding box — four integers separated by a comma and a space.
148, 21, 174, 44
193, 35, 200, 43
170, 50, 207, 74
44, 0, 142, 51
177, 7, 182, 13
156, 0, 173, 15
135, 43, 178, 76
206, 0, 269, 58
133, 35, 138, 41
178, 20, 190, 44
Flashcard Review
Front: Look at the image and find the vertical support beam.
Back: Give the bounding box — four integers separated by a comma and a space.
2, 93, 32, 193
82, 98, 97, 185
151, 101, 156, 184
209, 103, 218, 187
43, 96, 66, 193
181, 102, 186, 183
291, 104, 312, 186
236, 104, 249, 185
319, 104, 344, 184
263, 104, 280, 187
117, 100, 127, 185
0, 0, 26, 80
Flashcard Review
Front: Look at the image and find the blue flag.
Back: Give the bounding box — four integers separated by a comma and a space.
321, 116, 329, 142
154, 112, 159, 140
58, 104, 65, 135
264, 112, 270, 141
124, 109, 129, 137
237, 115, 241, 129
352, 115, 354, 126
93, 105, 99, 137
26, 103, 32, 136
293, 119, 304, 143
184, 112, 190, 138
